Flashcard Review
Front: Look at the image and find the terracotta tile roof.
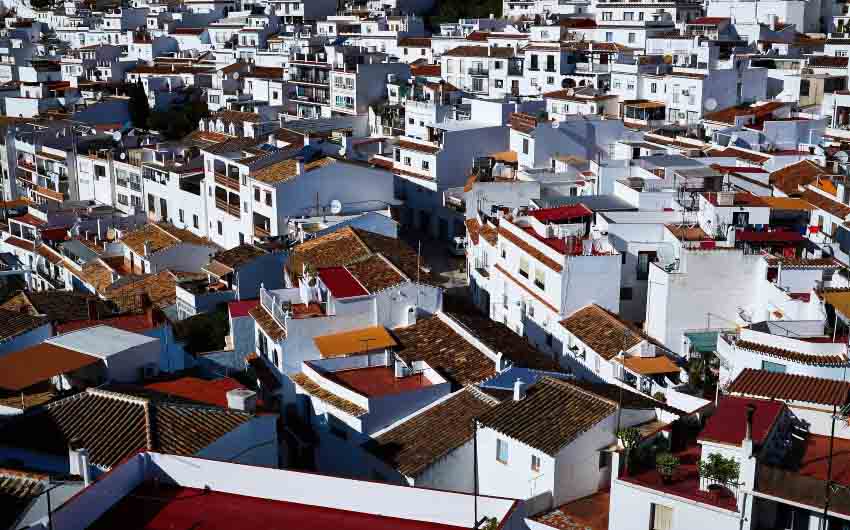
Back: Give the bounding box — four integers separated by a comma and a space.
728, 368, 850, 407
699, 396, 785, 447
4, 236, 35, 252
733, 339, 848, 367
0, 388, 251, 468
10, 213, 45, 226
443, 310, 562, 371
570, 380, 685, 416
396, 140, 440, 155
249, 305, 286, 341
211, 109, 262, 124
121, 223, 213, 256
476, 377, 617, 456
393, 315, 497, 387
251, 158, 298, 184
207, 244, 267, 273
764, 255, 841, 269
0, 291, 115, 323
0, 307, 48, 343
105, 270, 196, 310
802, 189, 850, 219
706, 147, 770, 164
0, 343, 98, 391
288, 227, 436, 287
465, 218, 481, 245
703, 102, 787, 125
665, 224, 711, 241
560, 304, 655, 360
345, 255, 406, 293
444, 45, 513, 58
245, 66, 284, 79
202, 136, 262, 156
498, 226, 562, 272
0, 469, 46, 529
76, 259, 116, 294
314, 326, 398, 358
410, 64, 440, 76
365, 387, 497, 476
770, 160, 830, 195
290, 372, 366, 416
510, 112, 539, 134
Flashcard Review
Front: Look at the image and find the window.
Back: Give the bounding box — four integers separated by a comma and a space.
762, 360, 787, 373
254, 187, 260, 201
408, 118, 415, 125
624, 11, 633, 20
193, 214, 199, 229
628, 33, 636, 44
243, 201, 248, 213
404, 157, 411, 166
534, 268, 545, 290
530, 54, 539, 70
602, 11, 612, 20
605, 32, 613, 42
519, 256, 529, 278
522, 138, 529, 155
496, 439, 509, 464
495, 79, 504, 88
531, 454, 541, 472
546, 55, 555, 72
530, 77, 538, 87
265, 191, 272, 206
637, 251, 658, 281
179, 209, 184, 223
422, 160, 430, 170
650, 504, 673, 530
217, 221, 223, 235
547, 76, 554, 85
599, 451, 611, 469
620, 287, 633, 300
494, 60, 503, 70
147, 193, 155, 213
650, 82, 657, 94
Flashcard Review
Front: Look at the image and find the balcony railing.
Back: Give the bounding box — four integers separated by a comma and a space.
254, 225, 270, 238
215, 198, 241, 218
292, 93, 329, 104
468, 66, 489, 76
289, 74, 329, 85
260, 287, 290, 334
214, 171, 240, 191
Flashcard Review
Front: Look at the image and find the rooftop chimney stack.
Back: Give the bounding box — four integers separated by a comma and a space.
742, 403, 756, 458
513, 379, 526, 401
68, 439, 92, 487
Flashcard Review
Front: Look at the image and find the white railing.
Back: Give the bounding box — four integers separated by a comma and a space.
260, 287, 290, 334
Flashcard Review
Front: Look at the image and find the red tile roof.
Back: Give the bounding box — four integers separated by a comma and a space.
698, 396, 785, 447
688, 16, 730, 25
10, 213, 45, 227
318, 266, 369, 298
728, 368, 850, 407
228, 299, 259, 318
0, 343, 98, 391
528, 204, 593, 223
143, 377, 245, 408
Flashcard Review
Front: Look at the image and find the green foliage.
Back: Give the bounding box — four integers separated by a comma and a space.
173, 305, 229, 354
479, 517, 499, 530
655, 452, 680, 475
148, 98, 209, 140
652, 391, 667, 403
426, 0, 503, 30
617, 427, 641, 449
128, 80, 151, 129
698, 453, 740, 486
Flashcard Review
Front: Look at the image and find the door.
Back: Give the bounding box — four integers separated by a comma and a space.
160, 198, 168, 221
511, 80, 519, 96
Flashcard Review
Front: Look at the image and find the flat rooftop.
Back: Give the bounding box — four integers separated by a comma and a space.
48, 324, 157, 357
327, 366, 433, 398
88, 483, 468, 530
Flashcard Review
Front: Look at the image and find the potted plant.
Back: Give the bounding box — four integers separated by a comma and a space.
698, 453, 740, 500
656, 452, 679, 484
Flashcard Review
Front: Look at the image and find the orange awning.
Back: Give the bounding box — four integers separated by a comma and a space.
615, 355, 680, 376
313, 326, 398, 358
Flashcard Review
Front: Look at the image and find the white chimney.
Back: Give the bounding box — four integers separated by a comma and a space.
69, 443, 92, 486
513, 378, 526, 401
143, 240, 151, 256
226, 388, 257, 413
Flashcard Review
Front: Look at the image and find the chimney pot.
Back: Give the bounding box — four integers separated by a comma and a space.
513, 378, 526, 401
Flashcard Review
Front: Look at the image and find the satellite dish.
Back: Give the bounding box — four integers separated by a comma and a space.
329, 199, 342, 215
119, 152, 126, 160
552, 121, 560, 129
836, 151, 850, 164
232, 71, 239, 79
106, 227, 117, 240
112, 130, 122, 142
704, 98, 718, 112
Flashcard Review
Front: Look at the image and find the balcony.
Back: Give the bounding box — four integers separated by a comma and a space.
289, 74, 329, 86
17, 159, 36, 172
254, 225, 270, 238
215, 198, 241, 218
291, 92, 329, 105
468, 66, 489, 76
214, 171, 240, 191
